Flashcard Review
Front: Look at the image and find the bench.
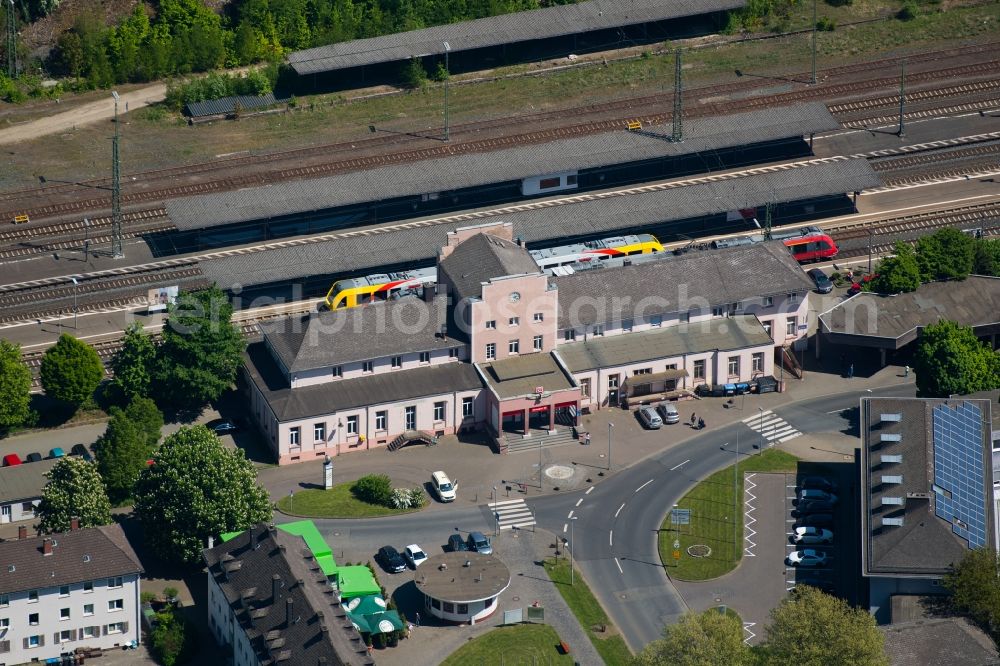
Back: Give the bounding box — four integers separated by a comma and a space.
559, 640, 571, 655
626, 120, 642, 132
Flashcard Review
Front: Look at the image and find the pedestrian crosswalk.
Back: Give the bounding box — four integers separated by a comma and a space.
489, 499, 536, 530
743, 410, 802, 444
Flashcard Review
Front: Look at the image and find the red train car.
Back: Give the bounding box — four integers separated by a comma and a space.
783, 233, 838, 263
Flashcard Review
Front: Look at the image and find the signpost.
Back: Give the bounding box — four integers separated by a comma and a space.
672, 538, 681, 564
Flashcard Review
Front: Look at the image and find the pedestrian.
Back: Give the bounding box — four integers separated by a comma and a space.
584, 433, 591, 446
415, 611, 421, 627
848, 363, 854, 379
904, 365, 910, 377
690, 412, 697, 425
698, 417, 705, 430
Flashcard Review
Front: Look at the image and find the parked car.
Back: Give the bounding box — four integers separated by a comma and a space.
206, 419, 238, 435
656, 403, 680, 424
799, 476, 837, 492
795, 513, 834, 528
637, 406, 662, 429
70, 444, 94, 462
446, 534, 469, 552
796, 499, 836, 514
797, 489, 838, 504
431, 471, 457, 502
808, 268, 834, 294
2, 454, 21, 467
25, 452, 43, 463
49, 448, 65, 458
787, 549, 829, 567
792, 527, 833, 545
467, 531, 492, 555
403, 545, 427, 568
376, 546, 406, 573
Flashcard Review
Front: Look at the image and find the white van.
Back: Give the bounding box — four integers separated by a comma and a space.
431, 471, 457, 502
637, 406, 663, 429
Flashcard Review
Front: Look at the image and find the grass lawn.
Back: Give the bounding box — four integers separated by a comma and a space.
275, 483, 424, 519
440, 624, 575, 666
660, 449, 798, 581
542, 557, 631, 666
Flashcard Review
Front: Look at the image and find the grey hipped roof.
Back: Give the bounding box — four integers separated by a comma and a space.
167, 103, 838, 231
261, 295, 460, 374
882, 618, 1000, 666
287, 0, 743, 75
439, 234, 540, 303
0, 524, 143, 596
203, 525, 362, 666
556, 315, 773, 371
0, 457, 58, 504
478, 352, 577, 400
199, 158, 878, 290
244, 342, 482, 422
554, 241, 815, 329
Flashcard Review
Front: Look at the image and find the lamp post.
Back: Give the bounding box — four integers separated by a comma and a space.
492, 486, 499, 536
734, 432, 740, 554
71, 277, 79, 329
82, 217, 91, 261
608, 422, 614, 471
758, 407, 765, 456
570, 517, 578, 586
810, 0, 817, 85
442, 41, 451, 142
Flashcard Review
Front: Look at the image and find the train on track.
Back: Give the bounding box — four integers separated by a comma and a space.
323, 233, 664, 309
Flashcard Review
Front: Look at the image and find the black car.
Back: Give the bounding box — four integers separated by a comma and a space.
446, 534, 469, 552
206, 419, 239, 435
376, 546, 406, 573
796, 499, 836, 514
70, 444, 94, 462
799, 476, 837, 493
25, 452, 43, 463
795, 513, 834, 528
808, 268, 833, 294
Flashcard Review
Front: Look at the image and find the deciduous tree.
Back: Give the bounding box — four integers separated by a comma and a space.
0, 340, 32, 431
942, 548, 1000, 639
95, 399, 162, 503
870, 242, 921, 294
761, 586, 888, 666
916, 227, 975, 282
631, 609, 752, 666
37, 457, 112, 534
913, 320, 1000, 398
111, 322, 156, 401
40, 334, 104, 408
133, 426, 271, 565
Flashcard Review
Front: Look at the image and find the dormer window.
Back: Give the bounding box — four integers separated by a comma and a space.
391, 356, 402, 369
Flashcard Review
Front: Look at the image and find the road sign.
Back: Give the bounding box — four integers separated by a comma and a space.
671, 509, 691, 526
673, 539, 680, 550
672, 550, 681, 561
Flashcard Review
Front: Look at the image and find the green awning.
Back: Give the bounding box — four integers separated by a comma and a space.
220, 521, 338, 576
337, 566, 381, 600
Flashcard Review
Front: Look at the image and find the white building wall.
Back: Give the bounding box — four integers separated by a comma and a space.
0, 573, 141, 665
207, 570, 259, 666
0, 499, 39, 524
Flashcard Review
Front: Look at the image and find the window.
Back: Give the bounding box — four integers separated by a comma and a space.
462, 397, 474, 417
59, 629, 72, 643
331, 365, 342, 378
28, 635, 40, 648
633, 368, 651, 376
107, 622, 124, 634
59, 585, 70, 597
752, 352, 765, 373
21, 502, 34, 515
28, 590, 38, 603
60, 608, 70, 620
485, 343, 496, 360
651, 315, 662, 327
391, 356, 402, 369
289, 428, 300, 446
434, 402, 446, 422
81, 626, 97, 639
539, 177, 560, 190
712, 306, 725, 317
442, 601, 455, 613
509, 339, 520, 354
0, 594, 7, 607
83, 581, 93, 594
728, 356, 740, 377
362, 361, 374, 374
533, 312, 544, 322
346, 416, 359, 435
449, 347, 460, 358
580, 377, 591, 398
762, 296, 773, 307
508, 317, 519, 326
592, 325, 604, 337
28, 613, 38, 626
108, 599, 124, 612
457, 603, 469, 614
786, 317, 797, 336
419, 351, 430, 364
532, 335, 543, 351
313, 423, 325, 442
485, 320, 496, 330
375, 411, 387, 431
566, 174, 578, 185
679, 312, 690, 324
564, 329, 576, 341
108, 577, 123, 589
787, 292, 799, 304
693, 359, 706, 380
83, 604, 94, 616
0, 618, 7, 630
762, 320, 772, 337
404, 406, 416, 430
622, 319, 633, 333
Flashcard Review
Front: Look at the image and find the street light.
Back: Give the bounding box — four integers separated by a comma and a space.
757, 407, 765, 456
71, 277, 79, 329
569, 517, 578, 586
442, 41, 451, 142
492, 486, 499, 536
82, 218, 91, 261
608, 422, 614, 471
810, 0, 817, 85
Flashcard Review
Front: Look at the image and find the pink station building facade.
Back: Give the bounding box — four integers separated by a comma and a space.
242, 222, 813, 464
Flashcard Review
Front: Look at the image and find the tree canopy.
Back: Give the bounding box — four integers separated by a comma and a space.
762, 586, 888, 666
0, 340, 32, 431
942, 548, 1000, 641
913, 320, 1000, 398
95, 398, 163, 503
110, 322, 156, 402
869, 241, 921, 294
916, 227, 975, 282
133, 425, 271, 565
631, 609, 752, 666
154, 286, 246, 409
37, 456, 113, 534
39, 334, 104, 407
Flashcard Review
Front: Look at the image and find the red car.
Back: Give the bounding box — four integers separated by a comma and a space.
3, 454, 22, 467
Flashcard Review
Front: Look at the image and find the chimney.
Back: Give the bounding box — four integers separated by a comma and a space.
42, 538, 53, 556
422, 284, 436, 303
285, 597, 294, 627
318, 658, 328, 666
70, 517, 79, 531
207, 535, 214, 549
17, 525, 26, 540
516, 236, 524, 247
272, 574, 282, 603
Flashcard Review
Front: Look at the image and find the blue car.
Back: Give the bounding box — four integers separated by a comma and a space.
50, 448, 65, 458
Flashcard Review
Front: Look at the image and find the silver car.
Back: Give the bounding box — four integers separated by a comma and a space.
656, 402, 680, 424
637, 406, 662, 429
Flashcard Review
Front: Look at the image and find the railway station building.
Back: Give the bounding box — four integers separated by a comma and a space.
242, 221, 813, 463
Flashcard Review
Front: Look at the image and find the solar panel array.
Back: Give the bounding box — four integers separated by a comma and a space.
932, 402, 987, 549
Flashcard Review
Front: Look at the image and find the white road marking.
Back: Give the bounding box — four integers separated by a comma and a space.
575, 498, 583, 507
567, 510, 574, 519
669, 460, 690, 471
609, 531, 614, 547
563, 523, 568, 533
636, 479, 653, 492
744, 473, 758, 558
614, 557, 623, 574
489, 498, 536, 530
615, 503, 625, 518
585, 486, 594, 495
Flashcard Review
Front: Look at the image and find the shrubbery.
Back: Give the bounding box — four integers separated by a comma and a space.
389, 487, 425, 509
164, 67, 276, 111
352, 474, 393, 506
150, 605, 197, 666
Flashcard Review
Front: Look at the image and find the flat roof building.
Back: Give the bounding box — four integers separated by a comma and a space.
414, 551, 511, 625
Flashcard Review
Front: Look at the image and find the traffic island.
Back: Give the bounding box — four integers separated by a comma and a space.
276, 482, 426, 518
